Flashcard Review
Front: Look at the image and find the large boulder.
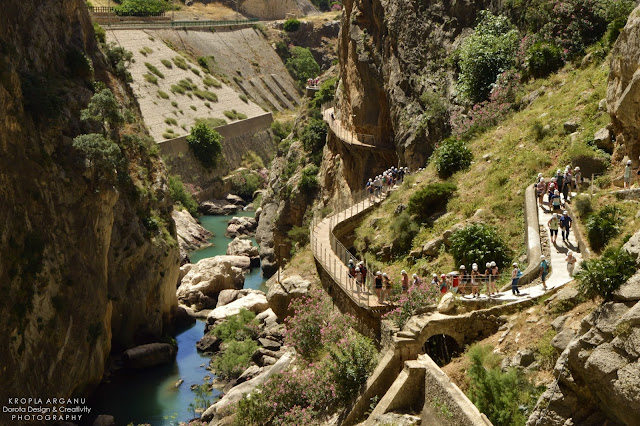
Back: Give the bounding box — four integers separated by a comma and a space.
122, 343, 177, 369
226, 216, 258, 238
216, 289, 264, 308
422, 237, 444, 257
255, 202, 279, 278
176, 257, 246, 306
613, 271, 640, 302
266, 275, 311, 320
196, 334, 221, 353
608, 5, 640, 163
227, 237, 260, 267
437, 292, 456, 314
198, 200, 240, 215
206, 292, 269, 323
172, 209, 212, 261
593, 127, 613, 152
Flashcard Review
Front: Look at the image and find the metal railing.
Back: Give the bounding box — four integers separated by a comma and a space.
321, 102, 379, 148
88, 6, 167, 16
101, 18, 259, 29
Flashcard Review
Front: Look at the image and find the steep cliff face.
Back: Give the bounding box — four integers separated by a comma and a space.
338, 0, 500, 168
0, 0, 179, 403
608, 5, 640, 165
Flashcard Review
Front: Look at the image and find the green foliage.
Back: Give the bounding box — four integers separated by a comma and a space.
586, 205, 622, 251
298, 165, 319, 193
170, 84, 185, 95
193, 89, 218, 102
231, 170, 261, 200
449, 223, 512, 268
198, 55, 216, 72
239, 94, 249, 103
536, 329, 558, 369
286, 46, 321, 88
67, 48, 93, 80
93, 22, 106, 44
284, 289, 329, 358
157, 90, 170, 99
223, 109, 247, 120
283, 18, 301, 32
301, 118, 327, 165
104, 42, 133, 82
191, 67, 201, 76
186, 123, 223, 169
432, 137, 473, 178
573, 195, 593, 217
160, 58, 172, 68
211, 339, 258, 380
576, 247, 637, 301
419, 90, 447, 121
114, 0, 170, 14
143, 73, 158, 85
172, 56, 188, 70
407, 182, 457, 223
329, 333, 378, 403
457, 11, 519, 103
164, 117, 177, 126
213, 309, 259, 342
311, 77, 338, 109
168, 175, 198, 215
389, 211, 419, 255
195, 117, 227, 128
271, 120, 293, 143
203, 75, 222, 88
602, 0, 636, 47
288, 225, 310, 249
526, 41, 563, 79
80, 88, 124, 130
144, 62, 164, 78
467, 344, 543, 426
73, 134, 123, 178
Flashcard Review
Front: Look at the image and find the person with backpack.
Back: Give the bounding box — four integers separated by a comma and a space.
354, 267, 363, 290
458, 265, 468, 295
374, 271, 384, 303
382, 272, 392, 302
400, 270, 409, 292
489, 261, 499, 296
511, 262, 522, 296
563, 167, 572, 202
471, 263, 481, 298
560, 210, 573, 243
536, 178, 547, 207
412, 273, 422, 287
451, 272, 460, 295
360, 262, 368, 289
440, 274, 448, 294
555, 169, 564, 197
574, 166, 582, 192
548, 213, 560, 244
366, 178, 373, 201
539, 254, 549, 291
550, 189, 562, 212
348, 259, 357, 284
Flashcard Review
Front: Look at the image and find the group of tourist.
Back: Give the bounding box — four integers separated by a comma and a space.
365, 166, 408, 199
307, 77, 320, 87
535, 166, 582, 210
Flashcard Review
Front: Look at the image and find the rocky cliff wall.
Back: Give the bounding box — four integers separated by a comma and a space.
338, 0, 501, 169
608, 5, 640, 166
0, 0, 179, 404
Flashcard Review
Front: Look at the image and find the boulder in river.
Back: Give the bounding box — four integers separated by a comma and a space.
172, 209, 213, 261
227, 237, 260, 267
226, 216, 258, 237
266, 275, 311, 320
122, 343, 177, 369
206, 292, 269, 323
177, 256, 247, 307
216, 289, 264, 308
199, 200, 240, 215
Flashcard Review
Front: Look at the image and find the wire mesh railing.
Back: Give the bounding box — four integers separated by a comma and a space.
321, 102, 379, 148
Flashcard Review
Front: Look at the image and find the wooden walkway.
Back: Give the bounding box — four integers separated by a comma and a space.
322, 107, 394, 151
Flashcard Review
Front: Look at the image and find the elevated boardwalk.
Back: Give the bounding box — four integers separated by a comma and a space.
322, 105, 395, 151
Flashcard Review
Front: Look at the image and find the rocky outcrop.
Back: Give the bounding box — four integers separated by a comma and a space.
266, 275, 311, 320
198, 200, 240, 215
177, 257, 246, 307
122, 343, 177, 369
206, 292, 269, 324
0, 0, 180, 402
608, 5, 640, 165
227, 237, 260, 263
172, 209, 212, 262
226, 217, 258, 237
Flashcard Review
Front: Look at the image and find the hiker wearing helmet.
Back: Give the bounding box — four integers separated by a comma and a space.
490, 261, 499, 296
440, 274, 448, 294
540, 255, 549, 291
625, 160, 632, 189
511, 263, 522, 296
555, 169, 564, 197
382, 272, 392, 302
484, 262, 493, 297
459, 265, 468, 295
451, 271, 460, 295
471, 263, 481, 298
548, 213, 560, 244
401, 270, 409, 292
566, 251, 577, 277
375, 271, 383, 303
563, 167, 572, 202
574, 167, 581, 191
355, 267, 363, 289
550, 189, 562, 211
536, 177, 546, 207
412, 273, 422, 286
560, 210, 573, 243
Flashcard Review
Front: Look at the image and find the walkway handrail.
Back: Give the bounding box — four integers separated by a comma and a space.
321, 102, 380, 148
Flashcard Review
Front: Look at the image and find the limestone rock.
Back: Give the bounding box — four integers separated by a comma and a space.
255, 202, 279, 278
172, 209, 212, 261
613, 271, 640, 302
623, 229, 640, 261
206, 292, 269, 323
226, 216, 258, 237
177, 257, 246, 306
226, 237, 260, 264
198, 200, 240, 215
513, 349, 536, 368
216, 289, 264, 308
237, 365, 262, 383
254, 207, 263, 222
443, 223, 464, 246
394, 203, 407, 214
564, 120, 579, 133
225, 193, 246, 206
551, 314, 570, 332
437, 292, 456, 314
122, 343, 177, 369
266, 275, 311, 320
258, 338, 282, 351
422, 237, 444, 257
196, 334, 220, 353
370, 413, 421, 426
593, 127, 613, 152
551, 329, 576, 352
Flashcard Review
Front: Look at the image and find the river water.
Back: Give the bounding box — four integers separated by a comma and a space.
85, 211, 267, 425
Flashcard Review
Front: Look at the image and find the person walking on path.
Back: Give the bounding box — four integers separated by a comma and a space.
574, 166, 582, 192
560, 210, 573, 243
511, 263, 522, 296
382, 273, 392, 302
471, 263, 481, 298
451, 272, 460, 295
374, 271, 383, 303
458, 265, 468, 295
563, 167, 572, 202
566, 251, 577, 277
484, 262, 496, 297
490, 261, 499, 296
536, 178, 547, 207
624, 160, 632, 189
550, 189, 562, 212
355, 267, 363, 291
401, 270, 409, 292
440, 274, 448, 294
548, 213, 560, 244
540, 255, 550, 291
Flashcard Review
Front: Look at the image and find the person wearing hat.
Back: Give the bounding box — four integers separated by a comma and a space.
560, 210, 573, 243
401, 270, 409, 292
451, 270, 460, 295
412, 273, 422, 286
490, 261, 499, 296
563, 166, 573, 202
374, 271, 384, 303
458, 265, 468, 295
548, 213, 560, 244
440, 273, 448, 294
366, 178, 374, 200
511, 262, 522, 296
536, 177, 546, 207
348, 259, 357, 284
355, 267, 363, 289
484, 262, 494, 297
574, 166, 581, 192
382, 272, 392, 302
471, 263, 481, 298
624, 160, 632, 189
539, 255, 549, 291
565, 250, 577, 277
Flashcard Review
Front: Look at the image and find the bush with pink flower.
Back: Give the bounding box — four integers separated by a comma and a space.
383, 281, 440, 328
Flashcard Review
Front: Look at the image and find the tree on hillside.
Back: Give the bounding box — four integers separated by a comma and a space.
186, 123, 223, 169
114, 0, 171, 14
80, 88, 124, 134
286, 46, 320, 88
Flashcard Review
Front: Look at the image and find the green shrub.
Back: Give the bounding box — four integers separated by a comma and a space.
178, 78, 198, 91
139, 46, 153, 56
203, 75, 222, 88
389, 211, 419, 255
193, 89, 218, 102
586, 205, 622, 251
576, 247, 637, 301
195, 117, 227, 128
145, 62, 164, 78
164, 117, 178, 126
190, 105, 197, 111
526, 41, 563, 79
407, 182, 457, 222
536, 329, 558, 369
160, 58, 172, 68
239, 94, 249, 103
143, 73, 158, 85
115, 0, 169, 14
283, 18, 301, 32
286, 46, 320, 88
231, 170, 261, 200
66, 48, 93, 79
210, 339, 258, 380
457, 11, 519, 103
432, 137, 473, 178
299, 165, 319, 193
168, 175, 198, 215
191, 67, 201, 76
103, 42, 133, 81
186, 123, 223, 169
573, 194, 593, 217
212, 309, 259, 342
81, 88, 124, 130
157, 90, 169, 99
311, 77, 337, 109
600, 1, 636, 47
329, 333, 378, 403
170, 84, 185, 95
223, 109, 247, 120
288, 225, 310, 249
467, 344, 543, 426
449, 223, 512, 268
301, 118, 327, 165
72, 133, 123, 178
173, 56, 188, 70
271, 120, 293, 143
93, 22, 106, 44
